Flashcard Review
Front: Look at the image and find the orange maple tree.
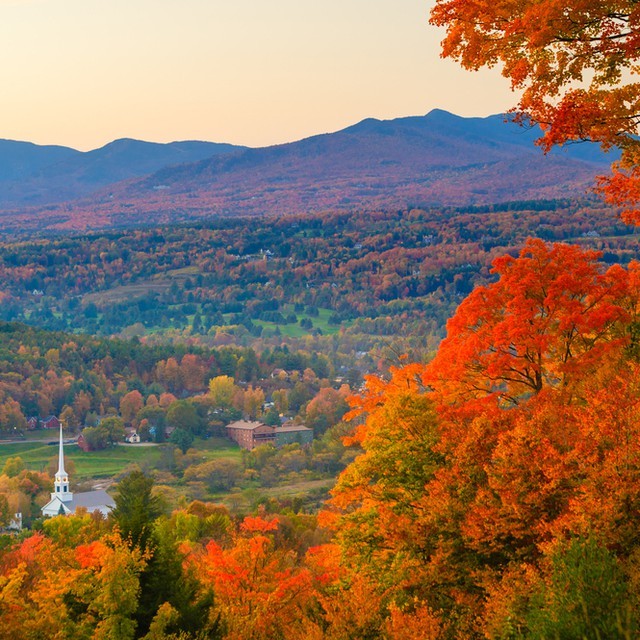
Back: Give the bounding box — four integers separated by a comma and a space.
191, 515, 315, 640
425, 239, 636, 405
322, 240, 640, 636
430, 0, 640, 222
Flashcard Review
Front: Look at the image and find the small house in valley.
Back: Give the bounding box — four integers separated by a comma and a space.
40, 415, 61, 430
26, 415, 61, 430
125, 431, 141, 444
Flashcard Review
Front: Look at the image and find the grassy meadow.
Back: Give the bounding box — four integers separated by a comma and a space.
0, 437, 242, 480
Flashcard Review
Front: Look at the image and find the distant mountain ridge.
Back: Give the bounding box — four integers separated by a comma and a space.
0, 110, 617, 233
0, 140, 77, 181
0, 138, 246, 206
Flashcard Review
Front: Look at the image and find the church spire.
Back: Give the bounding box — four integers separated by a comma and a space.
52, 423, 73, 503
57, 423, 66, 476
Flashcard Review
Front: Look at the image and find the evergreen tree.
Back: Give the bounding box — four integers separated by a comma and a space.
112, 471, 219, 637
111, 470, 163, 550
191, 310, 202, 334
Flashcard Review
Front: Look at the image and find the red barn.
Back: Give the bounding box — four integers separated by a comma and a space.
76, 433, 90, 452
40, 416, 61, 430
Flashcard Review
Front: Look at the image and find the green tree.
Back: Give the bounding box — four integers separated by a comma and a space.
112, 472, 218, 638
166, 400, 201, 435
101, 416, 126, 445
183, 459, 242, 492
2, 456, 24, 478
81, 425, 109, 451
137, 405, 165, 429
169, 428, 194, 454
208, 375, 237, 408
263, 406, 281, 426
111, 471, 163, 550
525, 538, 637, 639
0, 494, 11, 527
191, 310, 203, 334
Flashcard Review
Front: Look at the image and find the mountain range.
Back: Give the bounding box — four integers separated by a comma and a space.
0, 110, 616, 233
0, 138, 244, 207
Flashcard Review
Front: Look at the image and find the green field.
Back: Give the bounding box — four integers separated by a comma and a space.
253, 306, 349, 337
0, 437, 242, 479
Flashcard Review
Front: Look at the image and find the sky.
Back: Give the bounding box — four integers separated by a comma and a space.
0, 0, 517, 151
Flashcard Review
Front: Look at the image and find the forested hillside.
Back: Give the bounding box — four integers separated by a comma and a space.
0, 320, 350, 435
0, 201, 635, 361
2, 241, 640, 638
0, 138, 245, 207
0, 110, 613, 233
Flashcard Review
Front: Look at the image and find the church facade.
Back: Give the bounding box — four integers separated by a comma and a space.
41, 426, 115, 518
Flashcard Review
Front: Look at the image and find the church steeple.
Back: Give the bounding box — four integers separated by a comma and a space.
52, 424, 73, 503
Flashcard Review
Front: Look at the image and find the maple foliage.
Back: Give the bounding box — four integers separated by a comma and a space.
425, 239, 636, 405
430, 0, 640, 222
5, 240, 640, 637
0, 532, 146, 639
322, 241, 640, 636
328, 363, 440, 579
191, 514, 315, 640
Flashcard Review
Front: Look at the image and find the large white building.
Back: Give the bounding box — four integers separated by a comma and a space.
41, 425, 115, 518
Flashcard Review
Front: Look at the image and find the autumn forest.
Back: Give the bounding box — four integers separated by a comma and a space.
4, 0, 640, 638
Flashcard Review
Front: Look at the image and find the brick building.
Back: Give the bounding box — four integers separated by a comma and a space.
226, 420, 313, 451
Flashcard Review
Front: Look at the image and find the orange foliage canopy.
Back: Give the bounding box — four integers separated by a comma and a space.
325, 240, 640, 635
426, 238, 638, 405
430, 0, 640, 222
192, 515, 314, 640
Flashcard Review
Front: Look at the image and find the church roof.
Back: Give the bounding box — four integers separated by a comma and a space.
71, 490, 115, 511
42, 490, 115, 516
41, 496, 71, 515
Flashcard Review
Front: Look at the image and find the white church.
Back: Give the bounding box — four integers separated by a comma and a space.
41, 425, 115, 518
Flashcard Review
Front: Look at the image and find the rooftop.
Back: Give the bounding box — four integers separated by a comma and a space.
226, 420, 267, 431
276, 424, 312, 433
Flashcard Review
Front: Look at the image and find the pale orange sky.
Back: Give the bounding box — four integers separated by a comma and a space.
0, 0, 516, 150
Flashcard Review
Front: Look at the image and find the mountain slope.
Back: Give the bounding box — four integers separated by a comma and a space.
109, 109, 613, 216
0, 140, 79, 181
0, 138, 247, 206
0, 110, 616, 233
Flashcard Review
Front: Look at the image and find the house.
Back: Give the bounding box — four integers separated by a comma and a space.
40, 416, 61, 430
26, 415, 60, 430
125, 431, 141, 444
226, 420, 313, 450
5, 513, 22, 532
76, 433, 90, 452
41, 425, 115, 518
